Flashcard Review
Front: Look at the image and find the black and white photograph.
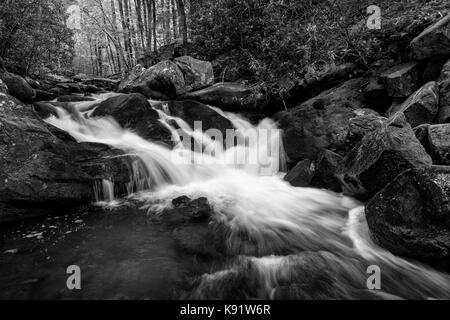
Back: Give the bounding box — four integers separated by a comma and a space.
0, 0, 450, 306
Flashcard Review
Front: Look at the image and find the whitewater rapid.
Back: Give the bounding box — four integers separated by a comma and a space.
44, 93, 450, 300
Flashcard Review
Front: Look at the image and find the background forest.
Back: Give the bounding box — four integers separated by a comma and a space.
1, 0, 449, 96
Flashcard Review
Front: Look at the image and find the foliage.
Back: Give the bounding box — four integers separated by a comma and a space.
189, 0, 450, 92
0, 0, 74, 75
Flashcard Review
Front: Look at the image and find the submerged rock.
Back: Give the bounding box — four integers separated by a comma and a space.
92, 93, 172, 145
387, 81, 439, 127
410, 13, 450, 60
336, 114, 432, 200
366, 166, 450, 267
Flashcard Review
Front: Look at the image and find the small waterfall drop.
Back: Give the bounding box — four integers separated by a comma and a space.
43, 94, 450, 300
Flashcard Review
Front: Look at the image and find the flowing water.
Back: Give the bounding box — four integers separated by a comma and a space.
5, 93, 448, 299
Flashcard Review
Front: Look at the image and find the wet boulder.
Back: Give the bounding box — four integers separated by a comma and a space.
366, 166, 450, 267
180, 82, 266, 113
428, 124, 450, 165
275, 78, 367, 164
92, 93, 172, 145
387, 81, 439, 127
410, 13, 450, 60
118, 61, 186, 99
166, 100, 234, 138
284, 159, 314, 187
336, 114, 432, 200
174, 56, 214, 92
0, 94, 92, 223
381, 62, 420, 98
0, 71, 35, 102
284, 150, 342, 192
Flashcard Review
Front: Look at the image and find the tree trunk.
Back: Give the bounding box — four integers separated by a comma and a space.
151, 0, 157, 51
175, 0, 187, 45
171, 0, 178, 40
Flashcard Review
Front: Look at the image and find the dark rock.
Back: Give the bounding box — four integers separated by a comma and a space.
275, 78, 366, 164
345, 109, 386, 149
381, 62, 420, 98
363, 77, 393, 113
0, 71, 35, 102
336, 114, 432, 200
174, 56, 215, 92
0, 93, 91, 223
284, 150, 342, 192
438, 58, 450, 124
309, 150, 343, 192
366, 166, 450, 267
56, 82, 83, 94
57, 95, 96, 102
83, 78, 119, 91
180, 82, 266, 113
410, 13, 450, 60
428, 124, 450, 165
413, 124, 431, 155
423, 56, 450, 82
92, 93, 172, 145
33, 101, 59, 118
33, 89, 57, 102
387, 81, 439, 127
166, 100, 234, 139
118, 61, 186, 99
24, 76, 40, 89
284, 160, 314, 187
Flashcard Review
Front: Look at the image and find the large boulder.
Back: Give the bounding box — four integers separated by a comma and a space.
0, 71, 35, 102
166, 100, 234, 139
336, 114, 432, 200
366, 166, 450, 267
0, 93, 144, 223
428, 124, 450, 165
180, 82, 266, 113
387, 81, 440, 127
92, 93, 172, 145
410, 13, 450, 60
275, 78, 367, 164
0, 94, 91, 223
174, 56, 214, 92
118, 61, 186, 99
380, 62, 420, 98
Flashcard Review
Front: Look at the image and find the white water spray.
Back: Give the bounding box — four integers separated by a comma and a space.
44, 94, 450, 299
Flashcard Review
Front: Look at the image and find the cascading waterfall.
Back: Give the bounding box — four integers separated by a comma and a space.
44, 93, 450, 300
